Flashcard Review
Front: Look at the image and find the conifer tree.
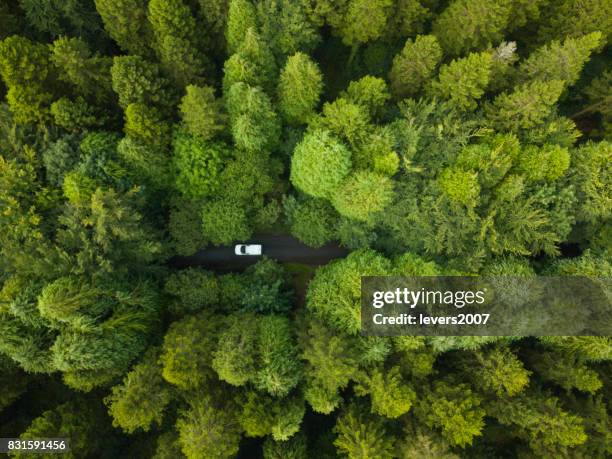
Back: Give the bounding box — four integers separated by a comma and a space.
277, 52, 323, 125
225, 0, 257, 54
333, 401, 395, 459
518, 32, 603, 87
430, 51, 493, 111
106, 348, 174, 433
94, 0, 153, 56
389, 35, 443, 100
179, 85, 225, 141
148, 0, 208, 88
432, 0, 513, 55
536, 0, 612, 49
485, 79, 566, 131
0, 35, 56, 124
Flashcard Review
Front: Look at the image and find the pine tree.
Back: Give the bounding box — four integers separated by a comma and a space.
341, 76, 390, 118
50, 37, 114, 104
306, 250, 391, 334
536, 0, 612, 50
485, 79, 566, 131
338, 0, 394, 51
331, 171, 395, 222
225, 82, 281, 152
176, 393, 242, 459
0, 35, 56, 124
179, 85, 225, 141
105, 348, 174, 433
389, 35, 443, 100
110, 55, 176, 109
148, 0, 209, 88
277, 52, 323, 125
223, 27, 277, 94
284, 196, 338, 248
518, 32, 603, 87
355, 365, 415, 418
432, 0, 513, 55
415, 382, 485, 447
430, 51, 493, 111
94, 0, 153, 56
256, 0, 321, 61
333, 401, 395, 459
172, 128, 229, 199
160, 312, 222, 389
225, 0, 258, 54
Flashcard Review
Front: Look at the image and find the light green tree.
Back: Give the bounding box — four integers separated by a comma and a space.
432, 0, 512, 55
179, 85, 225, 141
290, 129, 351, 199
389, 35, 443, 100
94, 0, 153, 56
430, 51, 493, 111
331, 171, 394, 221
277, 52, 323, 125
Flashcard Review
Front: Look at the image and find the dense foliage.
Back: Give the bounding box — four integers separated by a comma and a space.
0, 1, 610, 458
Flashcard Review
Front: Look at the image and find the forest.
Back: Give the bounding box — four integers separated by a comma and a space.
0, 0, 610, 457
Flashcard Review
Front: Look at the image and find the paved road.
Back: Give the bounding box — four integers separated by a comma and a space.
169, 235, 349, 269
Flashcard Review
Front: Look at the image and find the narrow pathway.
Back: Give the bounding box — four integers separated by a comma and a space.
169, 235, 349, 269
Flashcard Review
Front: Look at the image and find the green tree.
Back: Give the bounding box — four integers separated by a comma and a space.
110, 55, 176, 109
284, 196, 338, 248
341, 76, 390, 118
488, 389, 588, 456
223, 27, 277, 94
238, 390, 305, 440
569, 141, 611, 224
331, 171, 394, 222
213, 314, 302, 396
160, 312, 222, 389
430, 51, 493, 111
256, 0, 321, 61
14, 398, 111, 459
50, 36, 114, 104
300, 318, 359, 413
172, 128, 229, 198
333, 401, 395, 459
338, 0, 394, 52
105, 348, 174, 433
306, 250, 391, 334
176, 393, 241, 459
225, 0, 257, 54
485, 79, 566, 131
518, 32, 603, 87
389, 35, 443, 100
290, 129, 351, 199
179, 85, 225, 141
94, 0, 153, 56
226, 82, 281, 152
0, 35, 56, 124
277, 52, 323, 125
432, 0, 512, 55
148, 0, 209, 88
50, 97, 105, 131
415, 382, 485, 447
124, 103, 171, 148
536, 0, 612, 49
263, 432, 308, 459
355, 365, 415, 418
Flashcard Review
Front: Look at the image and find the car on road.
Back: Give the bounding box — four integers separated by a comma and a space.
234, 244, 262, 256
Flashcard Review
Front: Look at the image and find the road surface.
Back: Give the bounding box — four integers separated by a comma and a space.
169, 235, 349, 269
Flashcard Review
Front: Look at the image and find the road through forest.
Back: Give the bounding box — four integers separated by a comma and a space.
169, 235, 349, 270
